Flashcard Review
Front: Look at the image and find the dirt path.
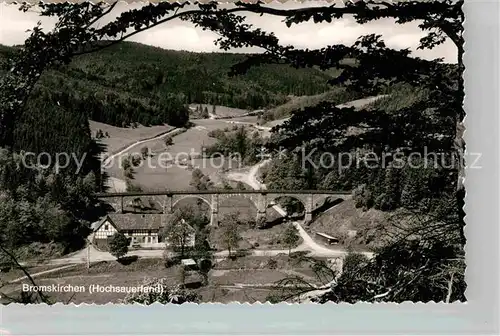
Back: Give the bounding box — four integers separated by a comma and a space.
7, 264, 78, 284
102, 127, 182, 167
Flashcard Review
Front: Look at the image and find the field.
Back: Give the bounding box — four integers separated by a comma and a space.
210, 216, 302, 251
189, 104, 250, 118
1, 255, 331, 304
89, 120, 174, 155
103, 118, 258, 191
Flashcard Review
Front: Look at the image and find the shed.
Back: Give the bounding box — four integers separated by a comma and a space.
181, 258, 198, 270
315, 232, 339, 245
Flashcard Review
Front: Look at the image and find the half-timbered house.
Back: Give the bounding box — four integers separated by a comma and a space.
92, 214, 196, 249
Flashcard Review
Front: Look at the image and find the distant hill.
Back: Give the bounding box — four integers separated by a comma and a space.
0, 42, 338, 128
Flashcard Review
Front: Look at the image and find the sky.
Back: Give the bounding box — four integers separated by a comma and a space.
0, 1, 458, 63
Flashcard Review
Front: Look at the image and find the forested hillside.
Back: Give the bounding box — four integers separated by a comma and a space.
0, 42, 336, 128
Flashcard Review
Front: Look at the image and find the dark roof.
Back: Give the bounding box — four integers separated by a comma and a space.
315, 232, 338, 240
91, 218, 106, 231
92, 216, 115, 232
107, 214, 171, 231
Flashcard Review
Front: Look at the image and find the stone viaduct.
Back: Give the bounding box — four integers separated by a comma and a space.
96, 190, 352, 226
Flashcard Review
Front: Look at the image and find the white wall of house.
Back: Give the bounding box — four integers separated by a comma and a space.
127, 232, 159, 246
94, 219, 118, 239
125, 231, 168, 248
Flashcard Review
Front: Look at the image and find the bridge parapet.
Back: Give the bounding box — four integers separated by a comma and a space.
96, 190, 351, 226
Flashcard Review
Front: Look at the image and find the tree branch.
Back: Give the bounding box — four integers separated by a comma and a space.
0, 244, 51, 304
445, 271, 454, 303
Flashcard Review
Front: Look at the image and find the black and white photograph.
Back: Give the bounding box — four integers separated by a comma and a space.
0, 0, 465, 305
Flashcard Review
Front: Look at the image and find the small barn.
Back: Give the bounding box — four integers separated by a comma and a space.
181, 258, 198, 271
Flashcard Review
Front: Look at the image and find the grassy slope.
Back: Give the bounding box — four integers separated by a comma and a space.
262, 87, 362, 125
308, 199, 388, 250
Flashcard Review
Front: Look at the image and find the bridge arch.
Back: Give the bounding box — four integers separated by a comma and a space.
217, 193, 259, 223
268, 194, 307, 217
171, 195, 212, 210
217, 193, 260, 210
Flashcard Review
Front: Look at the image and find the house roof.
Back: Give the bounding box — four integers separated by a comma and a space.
316, 232, 338, 240
92, 217, 113, 232
91, 220, 103, 231
108, 213, 168, 231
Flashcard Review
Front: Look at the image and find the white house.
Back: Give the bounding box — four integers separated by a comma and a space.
92, 214, 196, 249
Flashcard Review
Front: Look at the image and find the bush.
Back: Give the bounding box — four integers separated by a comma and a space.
130, 154, 141, 167
352, 184, 373, 209
121, 278, 200, 304
140, 146, 149, 158
126, 180, 143, 192
109, 232, 129, 260
266, 258, 278, 269
164, 135, 174, 147
374, 193, 397, 211
265, 294, 282, 304
207, 129, 225, 139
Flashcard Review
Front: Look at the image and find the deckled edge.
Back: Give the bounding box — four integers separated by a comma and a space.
1, 0, 321, 5
461, 0, 468, 306
0, 0, 468, 308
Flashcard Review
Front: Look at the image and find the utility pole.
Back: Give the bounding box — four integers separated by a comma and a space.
86, 238, 91, 271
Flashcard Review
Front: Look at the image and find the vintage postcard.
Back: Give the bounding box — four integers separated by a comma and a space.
0, 0, 465, 305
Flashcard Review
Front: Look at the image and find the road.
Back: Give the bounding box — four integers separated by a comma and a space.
48, 237, 358, 266
226, 96, 386, 258
226, 158, 370, 258
102, 128, 182, 167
